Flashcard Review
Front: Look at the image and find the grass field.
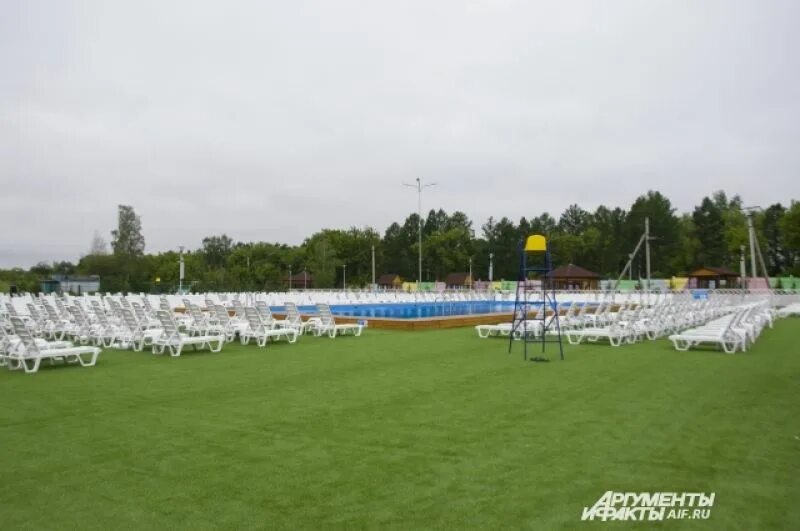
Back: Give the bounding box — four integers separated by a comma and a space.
1, 321, 799, 530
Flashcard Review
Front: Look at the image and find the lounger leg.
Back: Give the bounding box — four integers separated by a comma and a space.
76, 352, 98, 367
22, 357, 41, 374
566, 333, 578, 345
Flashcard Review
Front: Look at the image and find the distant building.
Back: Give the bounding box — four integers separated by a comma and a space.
41, 275, 100, 294
444, 272, 473, 288
550, 264, 600, 290
687, 266, 740, 289
287, 271, 313, 290
377, 274, 402, 289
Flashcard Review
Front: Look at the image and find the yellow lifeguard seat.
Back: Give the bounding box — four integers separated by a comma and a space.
524, 234, 547, 252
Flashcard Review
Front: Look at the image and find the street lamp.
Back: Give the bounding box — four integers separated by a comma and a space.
403, 177, 437, 286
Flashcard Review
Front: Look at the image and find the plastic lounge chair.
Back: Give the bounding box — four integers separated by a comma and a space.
240, 307, 298, 346
7, 317, 100, 374
668, 313, 743, 354
152, 310, 224, 357
313, 304, 363, 338
276, 302, 313, 334
119, 308, 163, 351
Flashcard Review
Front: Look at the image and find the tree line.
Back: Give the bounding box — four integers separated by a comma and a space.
2, 191, 799, 293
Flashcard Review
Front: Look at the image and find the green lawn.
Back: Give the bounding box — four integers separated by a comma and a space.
1, 321, 799, 530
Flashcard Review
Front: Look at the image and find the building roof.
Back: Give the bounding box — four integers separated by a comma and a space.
689, 266, 739, 277
550, 264, 600, 279
50, 275, 100, 282
377, 274, 401, 285
444, 272, 472, 285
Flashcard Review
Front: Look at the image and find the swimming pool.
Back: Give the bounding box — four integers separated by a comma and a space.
272, 301, 518, 319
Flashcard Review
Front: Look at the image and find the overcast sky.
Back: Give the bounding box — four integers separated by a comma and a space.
1, 0, 798, 267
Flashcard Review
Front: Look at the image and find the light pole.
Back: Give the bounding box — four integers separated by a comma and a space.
745, 210, 758, 278
304, 269, 308, 290
489, 253, 494, 283
288, 266, 292, 292
342, 264, 347, 290
371, 245, 376, 289
468, 257, 473, 290
739, 245, 746, 289
403, 177, 436, 286
644, 217, 651, 294
178, 246, 185, 294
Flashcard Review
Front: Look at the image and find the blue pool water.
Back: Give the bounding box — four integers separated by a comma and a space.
272, 301, 519, 319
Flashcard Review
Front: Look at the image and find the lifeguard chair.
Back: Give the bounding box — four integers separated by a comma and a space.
508, 234, 564, 361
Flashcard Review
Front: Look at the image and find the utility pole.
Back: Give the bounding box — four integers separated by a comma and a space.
645, 217, 651, 294
739, 245, 746, 289
613, 218, 655, 292
745, 210, 758, 278
628, 255, 633, 281
403, 177, 436, 287
178, 246, 185, 294
742, 206, 770, 291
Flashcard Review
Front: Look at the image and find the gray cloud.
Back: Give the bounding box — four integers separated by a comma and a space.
2, 0, 799, 267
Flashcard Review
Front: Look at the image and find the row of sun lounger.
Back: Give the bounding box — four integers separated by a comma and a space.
476, 294, 781, 353
0, 298, 362, 373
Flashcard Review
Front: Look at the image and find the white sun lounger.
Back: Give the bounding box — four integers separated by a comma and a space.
119, 308, 163, 351
565, 323, 632, 347
475, 320, 542, 339
312, 304, 363, 338
7, 317, 101, 374
152, 310, 225, 357
240, 307, 298, 346
668, 314, 744, 354
276, 302, 315, 334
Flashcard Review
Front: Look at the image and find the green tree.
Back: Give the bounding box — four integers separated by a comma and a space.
30, 262, 53, 278
558, 204, 591, 235
110, 205, 145, 257
672, 214, 700, 275
482, 217, 519, 280
425, 226, 473, 280
591, 206, 627, 275
109, 205, 145, 291
621, 191, 681, 277
202, 234, 234, 269
529, 213, 557, 236
779, 201, 800, 274
382, 214, 420, 280
762, 203, 787, 274
302, 231, 339, 288
692, 197, 726, 268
